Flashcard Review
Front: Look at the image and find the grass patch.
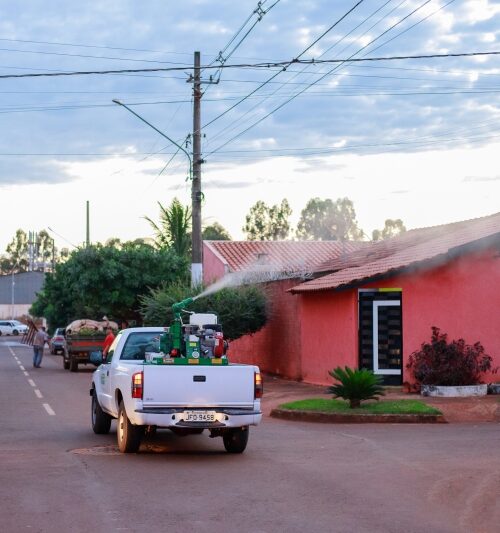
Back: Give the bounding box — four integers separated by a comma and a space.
279, 398, 442, 415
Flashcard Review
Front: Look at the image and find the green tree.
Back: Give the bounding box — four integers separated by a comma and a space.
145, 197, 191, 256
6, 229, 29, 271
30, 242, 188, 328
202, 222, 232, 241
372, 219, 407, 241
296, 197, 364, 241
141, 282, 267, 340
243, 199, 292, 240
36, 230, 55, 270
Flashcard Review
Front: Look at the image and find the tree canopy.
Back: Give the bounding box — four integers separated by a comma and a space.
30, 242, 188, 328
296, 197, 364, 241
243, 199, 292, 240
1, 228, 63, 274
372, 219, 407, 241
145, 197, 191, 256
202, 222, 232, 241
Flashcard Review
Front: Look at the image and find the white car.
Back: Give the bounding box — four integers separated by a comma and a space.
0, 320, 28, 336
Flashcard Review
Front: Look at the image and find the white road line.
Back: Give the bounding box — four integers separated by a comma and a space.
19, 365, 25, 370
34, 389, 43, 399
23, 371, 29, 376
28, 379, 36, 387
43, 403, 55, 416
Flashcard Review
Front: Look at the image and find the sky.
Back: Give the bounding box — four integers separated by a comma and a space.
0, 0, 499, 253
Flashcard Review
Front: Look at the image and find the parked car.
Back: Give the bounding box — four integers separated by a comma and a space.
0, 320, 28, 336
50, 328, 66, 355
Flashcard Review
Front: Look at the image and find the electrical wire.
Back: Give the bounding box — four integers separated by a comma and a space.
205, 0, 461, 157
201, 0, 367, 130
203, 0, 397, 149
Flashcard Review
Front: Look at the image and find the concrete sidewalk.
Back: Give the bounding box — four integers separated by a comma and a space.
262, 375, 500, 423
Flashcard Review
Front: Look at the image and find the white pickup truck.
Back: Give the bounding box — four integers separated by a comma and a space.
90, 327, 263, 454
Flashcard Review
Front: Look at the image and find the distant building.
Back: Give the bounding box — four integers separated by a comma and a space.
0, 271, 45, 319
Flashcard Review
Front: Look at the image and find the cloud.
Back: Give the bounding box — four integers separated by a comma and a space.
462, 175, 500, 182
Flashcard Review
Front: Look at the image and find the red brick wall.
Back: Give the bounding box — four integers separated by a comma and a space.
227, 279, 303, 380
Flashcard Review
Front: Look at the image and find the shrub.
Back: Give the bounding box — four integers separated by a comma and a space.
406, 327, 495, 386
327, 366, 385, 408
140, 282, 267, 341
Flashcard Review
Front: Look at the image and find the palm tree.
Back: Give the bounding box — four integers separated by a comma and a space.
145, 198, 191, 257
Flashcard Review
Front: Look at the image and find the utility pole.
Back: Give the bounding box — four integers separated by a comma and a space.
86, 200, 90, 247
191, 51, 203, 287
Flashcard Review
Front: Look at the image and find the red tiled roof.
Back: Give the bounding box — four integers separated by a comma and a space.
204, 240, 366, 274
291, 212, 500, 293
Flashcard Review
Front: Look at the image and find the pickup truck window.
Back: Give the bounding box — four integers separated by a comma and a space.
120, 332, 162, 361
106, 333, 122, 363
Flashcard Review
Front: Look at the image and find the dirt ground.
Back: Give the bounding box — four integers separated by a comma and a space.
262, 375, 500, 423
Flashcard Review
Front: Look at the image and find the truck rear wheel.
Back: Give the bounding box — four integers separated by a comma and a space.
91, 390, 111, 434
117, 401, 142, 453
69, 356, 78, 372
63, 355, 70, 370
223, 427, 249, 454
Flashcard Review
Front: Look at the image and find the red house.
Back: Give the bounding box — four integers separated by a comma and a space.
203, 213, 500, 386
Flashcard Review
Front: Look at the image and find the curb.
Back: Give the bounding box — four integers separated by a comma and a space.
270, 408, 447, 424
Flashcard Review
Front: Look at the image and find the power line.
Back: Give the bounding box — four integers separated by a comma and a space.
0, 51, 498, 80
0, 46, 190, 65
204, 0, 452, 156
204, 0, 396, 149
202, 0, 367, 129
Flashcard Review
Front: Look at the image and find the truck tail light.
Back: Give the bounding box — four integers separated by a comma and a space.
254, 371, 263, 399
131, 371, 143, 399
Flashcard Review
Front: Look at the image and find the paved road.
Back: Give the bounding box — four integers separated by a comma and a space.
1, 338, 499, 533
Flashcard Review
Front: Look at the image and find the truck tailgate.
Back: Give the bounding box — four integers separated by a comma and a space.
142, 365, 255, 408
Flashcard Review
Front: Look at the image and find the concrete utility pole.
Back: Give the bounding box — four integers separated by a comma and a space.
191, 51, 203, 287
86, 200, 90, 247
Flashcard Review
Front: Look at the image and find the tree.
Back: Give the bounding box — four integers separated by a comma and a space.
145, 197, 191, 256
243, 199, 292, 240
5, 229, 29, 271
202, 222, 232, 241
140, 282, 267, 340
30, 242, 188, 328
3, 228, 57, 272
296, 197, 364, 241
372, 219, 407, 241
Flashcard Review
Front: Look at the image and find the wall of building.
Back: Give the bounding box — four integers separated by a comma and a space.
297, 248, 500, 385
227, 279, 303, 380
298, 288, 358, 385
202, 245, 227, 286
0, 304, 31, 320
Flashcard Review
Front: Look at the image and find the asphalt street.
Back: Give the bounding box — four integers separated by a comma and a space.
1, 337, 499, 533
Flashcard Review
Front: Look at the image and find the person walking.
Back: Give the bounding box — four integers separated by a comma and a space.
33, 326, 49, 368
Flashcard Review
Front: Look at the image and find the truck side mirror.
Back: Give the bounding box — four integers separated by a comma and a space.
90, 351, 103, 366
105, 350, 114, 364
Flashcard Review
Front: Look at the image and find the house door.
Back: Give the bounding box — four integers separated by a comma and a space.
358, 290, 403, 385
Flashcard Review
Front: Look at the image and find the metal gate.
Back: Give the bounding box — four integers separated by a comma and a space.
358, 290, 402, 385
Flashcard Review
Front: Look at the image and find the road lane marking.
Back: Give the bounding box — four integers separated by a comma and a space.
6, 345, 54, 416
43, 403, 55, 416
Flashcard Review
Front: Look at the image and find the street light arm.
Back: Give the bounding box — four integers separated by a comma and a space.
112, 99, 192, 179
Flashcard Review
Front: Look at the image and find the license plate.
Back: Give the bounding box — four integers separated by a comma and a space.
183, 411, 216, 422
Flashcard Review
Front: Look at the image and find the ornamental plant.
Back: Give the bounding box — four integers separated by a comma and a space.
406, 327, 495, 386
327, 366, 385, 408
